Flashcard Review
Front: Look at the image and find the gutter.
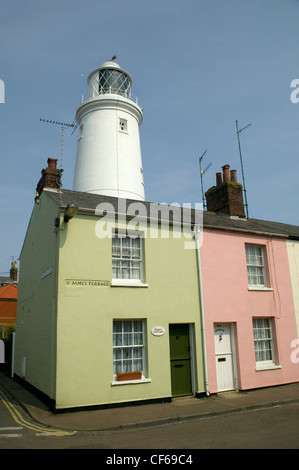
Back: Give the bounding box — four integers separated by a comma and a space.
203, 224, 287, 238
193, 225, 210, 396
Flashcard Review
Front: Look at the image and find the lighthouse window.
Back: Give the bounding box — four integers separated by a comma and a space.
98, 69, 131, 98
119, 119, 128, 133
79, 124, 83, 140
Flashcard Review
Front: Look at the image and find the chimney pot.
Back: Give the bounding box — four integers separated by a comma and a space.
230, 169, 237, 183
47, 158, 58, 169
10, 261, 18, 282
222, 164, 230, 182
216, 172, 222, 185
35, 158, 62, 202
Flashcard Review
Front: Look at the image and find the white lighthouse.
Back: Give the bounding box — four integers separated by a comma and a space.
73, 60, 145, 201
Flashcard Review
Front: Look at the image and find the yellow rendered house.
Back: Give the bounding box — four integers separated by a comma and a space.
14, 184, 207, 411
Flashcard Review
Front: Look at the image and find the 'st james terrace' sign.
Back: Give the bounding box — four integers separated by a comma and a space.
65, 279, 110, 287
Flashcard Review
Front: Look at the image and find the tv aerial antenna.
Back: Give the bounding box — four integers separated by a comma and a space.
199, 149, 212, 210
40, 118, 77, 171
236, 120, 252, 218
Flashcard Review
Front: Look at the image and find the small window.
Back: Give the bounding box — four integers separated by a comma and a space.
253, 318, 275, 365
112, 235, 142, 281
113, 320, 145, 378
246, 245, 267, 287
119, 118, 128, 132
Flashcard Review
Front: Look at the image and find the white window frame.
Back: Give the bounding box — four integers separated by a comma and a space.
111, 230, 148, 287
246, 244, 269, 289
119, 118, 128, 133
253, 317, 280, 370
112, 320, 151, 385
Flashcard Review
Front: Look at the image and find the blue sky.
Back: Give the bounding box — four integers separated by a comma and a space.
0, 0, 299, 275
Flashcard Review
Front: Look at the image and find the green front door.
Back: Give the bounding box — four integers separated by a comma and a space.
169, 324, 192, 397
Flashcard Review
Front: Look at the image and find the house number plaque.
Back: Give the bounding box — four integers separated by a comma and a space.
151, 327, 166, 336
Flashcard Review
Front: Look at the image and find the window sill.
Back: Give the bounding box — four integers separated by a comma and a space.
248, 287, 273, 292
255, 363, 281, 371
111, 280, 149, 287
111, 378, 152, 386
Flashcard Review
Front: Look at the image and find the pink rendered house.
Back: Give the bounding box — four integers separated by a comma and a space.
201, 165, 299, 394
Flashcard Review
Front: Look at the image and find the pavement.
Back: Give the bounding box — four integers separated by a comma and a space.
1, 372, 299, 432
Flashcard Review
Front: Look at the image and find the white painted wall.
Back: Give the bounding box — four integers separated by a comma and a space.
73, 63, 145, 201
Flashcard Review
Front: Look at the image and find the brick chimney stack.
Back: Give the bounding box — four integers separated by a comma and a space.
35, 158, 62, 203
205, 164, 245, 218
10, 261, 18, 282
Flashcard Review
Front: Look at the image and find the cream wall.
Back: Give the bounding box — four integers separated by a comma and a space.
55, 214, 204, 409
287, 240, 299, 336
14, 192, 59, 398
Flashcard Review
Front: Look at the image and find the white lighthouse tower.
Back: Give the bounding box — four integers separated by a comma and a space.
73, 60, 145, 201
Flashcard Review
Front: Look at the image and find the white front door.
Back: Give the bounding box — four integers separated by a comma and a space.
214, 323, 236, 392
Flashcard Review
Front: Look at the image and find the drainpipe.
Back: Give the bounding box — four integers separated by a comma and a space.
194, 224, 210, 396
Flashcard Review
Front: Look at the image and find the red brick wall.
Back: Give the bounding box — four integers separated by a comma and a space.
0, 300, 17, 325
205, 181, 245, 218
